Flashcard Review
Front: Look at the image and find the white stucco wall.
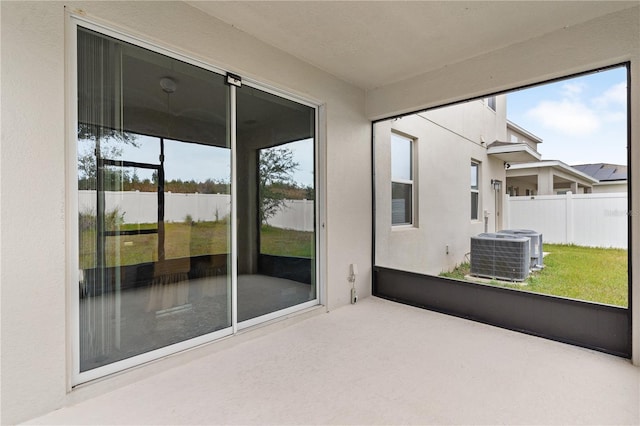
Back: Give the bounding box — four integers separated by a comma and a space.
416, 95, 508, 145
375, 100, 506, 275
0, 1, 370, 423
592, 182, 628, 194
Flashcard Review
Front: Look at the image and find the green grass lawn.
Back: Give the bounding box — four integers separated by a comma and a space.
259, 225, 314, 257
440, 244, 628, 307
80, 221, 313, 269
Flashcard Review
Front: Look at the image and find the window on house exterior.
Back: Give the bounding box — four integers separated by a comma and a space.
470, 161, 479, 220
487, 96, 496, 111
391, 133, 413, 225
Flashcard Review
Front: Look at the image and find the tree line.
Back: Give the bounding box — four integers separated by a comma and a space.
79, 173, 313, 200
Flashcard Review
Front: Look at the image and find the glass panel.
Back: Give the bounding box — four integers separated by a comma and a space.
471, 192, 479, 220
374, 66, 628, 307
77, 28, 230, 372
392, 182, 412, 225
391, 133, 412, 180
237, 85, 316, 322
487, 96, 496, 111
471, 162, 478, 189
471, 191, 479, 220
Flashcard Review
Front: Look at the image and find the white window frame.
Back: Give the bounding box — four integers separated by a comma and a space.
391, 132, 416, 227
471, 161, 480, 221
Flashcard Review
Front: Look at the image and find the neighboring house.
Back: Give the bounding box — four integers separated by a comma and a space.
490, 120, 544, 163
573, 163, 628, 193
505, 160, 598, 195
505, 120, 544, 151
500, 121, 602, 196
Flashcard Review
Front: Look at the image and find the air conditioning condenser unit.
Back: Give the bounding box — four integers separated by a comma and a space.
470, 233, 530, 282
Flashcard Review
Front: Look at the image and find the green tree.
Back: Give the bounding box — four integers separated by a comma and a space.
77, 128, 139, 190
259, 147, 299, 224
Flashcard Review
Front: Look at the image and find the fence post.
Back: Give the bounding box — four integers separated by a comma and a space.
565, 191, 573, 244
504, 194, 510, 229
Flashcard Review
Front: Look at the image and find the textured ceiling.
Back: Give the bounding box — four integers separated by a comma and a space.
188, 1, 636, 90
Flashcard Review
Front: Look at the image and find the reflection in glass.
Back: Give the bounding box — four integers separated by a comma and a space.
77, 28, 230, 372
392, 182, 412, 225
237, 86, 316, 322
471, 162, 478, 189
391, 133, 412, 181
470, 192, 479, 221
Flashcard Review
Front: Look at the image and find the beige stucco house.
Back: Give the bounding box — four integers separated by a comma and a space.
375, 97, 510, 276
506, 160, 599, 195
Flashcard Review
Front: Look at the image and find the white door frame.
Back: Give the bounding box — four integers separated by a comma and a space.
67, 12, 324, 386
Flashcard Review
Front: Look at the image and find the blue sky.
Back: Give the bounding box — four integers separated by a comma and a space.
506, 66, 627, 166
116, 136, 231, 183
118, 136, 315, 187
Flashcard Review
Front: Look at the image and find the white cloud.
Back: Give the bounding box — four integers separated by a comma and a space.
526, 99, 600, 136
602, 111, 626, 123
561, 82, 586, 99
593, 82, 627, 108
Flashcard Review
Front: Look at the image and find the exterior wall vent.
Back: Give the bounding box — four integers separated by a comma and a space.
470, 233, 530, 281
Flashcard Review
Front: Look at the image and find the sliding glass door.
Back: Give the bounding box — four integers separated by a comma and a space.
75, 24, 318, 382
236, 85, 316, 324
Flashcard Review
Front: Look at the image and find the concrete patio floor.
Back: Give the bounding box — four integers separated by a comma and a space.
26, 296, 640, 425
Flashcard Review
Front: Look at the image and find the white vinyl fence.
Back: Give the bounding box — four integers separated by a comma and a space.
78, 191, 314, 232
504, 192, 628, 249
265, 199, 315, 232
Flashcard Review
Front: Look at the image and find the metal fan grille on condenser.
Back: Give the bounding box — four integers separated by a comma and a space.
498, 229, 544, 270
470, 233, 530, 282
